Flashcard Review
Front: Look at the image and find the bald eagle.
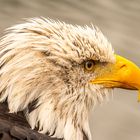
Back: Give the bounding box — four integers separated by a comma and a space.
0, 17, 139, 140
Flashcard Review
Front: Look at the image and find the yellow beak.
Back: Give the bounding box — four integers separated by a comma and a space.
91, 55, 140, 101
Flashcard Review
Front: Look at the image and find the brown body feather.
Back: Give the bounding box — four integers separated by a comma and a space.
0, 102, 60, 140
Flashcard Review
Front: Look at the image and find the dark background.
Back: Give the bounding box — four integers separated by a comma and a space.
0, 0, 140, 140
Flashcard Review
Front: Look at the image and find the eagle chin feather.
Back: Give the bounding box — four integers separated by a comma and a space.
0, 17, 114, 140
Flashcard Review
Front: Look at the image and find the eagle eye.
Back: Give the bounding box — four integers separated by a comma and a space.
84, 60, 95, 71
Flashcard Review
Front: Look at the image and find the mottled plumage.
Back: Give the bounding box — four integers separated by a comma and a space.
0, 17, 139, 140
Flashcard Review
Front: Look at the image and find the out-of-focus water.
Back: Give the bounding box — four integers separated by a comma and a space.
0, 0, 140, 140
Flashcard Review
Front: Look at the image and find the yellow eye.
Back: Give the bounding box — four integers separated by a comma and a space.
84, 60, 95, 71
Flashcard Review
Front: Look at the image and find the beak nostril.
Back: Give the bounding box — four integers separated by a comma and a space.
120, 64, 126, 69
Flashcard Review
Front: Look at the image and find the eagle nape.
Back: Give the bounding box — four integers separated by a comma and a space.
0, 17, 140, 140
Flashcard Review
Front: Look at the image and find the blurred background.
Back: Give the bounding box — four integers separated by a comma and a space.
0, 0, 140, 139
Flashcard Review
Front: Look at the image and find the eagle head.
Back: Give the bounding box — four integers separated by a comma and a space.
0, 17, 140, 140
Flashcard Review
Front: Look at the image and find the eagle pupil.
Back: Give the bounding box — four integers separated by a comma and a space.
87, 62, 92, 68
